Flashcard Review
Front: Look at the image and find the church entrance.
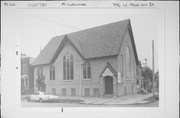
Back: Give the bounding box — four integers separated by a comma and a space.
104, 76, 113, 94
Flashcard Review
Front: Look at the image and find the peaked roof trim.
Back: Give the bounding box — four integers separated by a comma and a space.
50, 35, 84, 64
118, 20, 139, 65
100, 62, 117, 77
32, 19, 138, 66
118, 21, 130, 55
31, 35, 65, 66
128, 21, 139, 65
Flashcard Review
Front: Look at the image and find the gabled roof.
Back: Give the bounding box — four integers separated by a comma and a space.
31, 19, 138, 66
31, 35, 65, 66
100, 62, 117, 77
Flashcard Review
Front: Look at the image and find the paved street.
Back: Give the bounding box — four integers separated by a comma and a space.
130, 101, 159, 107
21, 93, 159, 107
80, 93, 153, 105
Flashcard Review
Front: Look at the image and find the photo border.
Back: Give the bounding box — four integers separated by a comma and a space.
1, 1, 179, 118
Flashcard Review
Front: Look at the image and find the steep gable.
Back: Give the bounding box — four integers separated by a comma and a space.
68, 19, 129, 59
50, 35, 84, 63
128, 23, 139, 65
100, 62, 117, 77
31, 19, 138, 66
31, 36, 65, 66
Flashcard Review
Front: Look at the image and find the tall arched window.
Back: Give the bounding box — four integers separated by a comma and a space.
121, 55, 124, 76
126, 47, 130, 79
63, 56, 66, 80
50, 65, 55, 80
36, 67, 45, 91
82, 62, 91, 79
70, 55, 74, 79
63, 53, 74, 80
37, 67, 43, 79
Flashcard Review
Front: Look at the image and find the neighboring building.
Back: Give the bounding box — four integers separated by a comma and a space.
31, 19, 139, 97
21, 54, 34, 94
154, 71, 159, 92
136, 61, 144, 93
141, 66, 152, 93
142, 77, 151, 92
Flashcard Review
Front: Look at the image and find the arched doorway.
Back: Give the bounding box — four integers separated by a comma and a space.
104, 76, 113, 94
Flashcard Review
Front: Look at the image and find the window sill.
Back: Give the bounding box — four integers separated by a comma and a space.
63, 80, 74, 82
83, 78, 91, 80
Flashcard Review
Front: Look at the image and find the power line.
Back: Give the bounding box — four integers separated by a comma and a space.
27, 14, 80, 30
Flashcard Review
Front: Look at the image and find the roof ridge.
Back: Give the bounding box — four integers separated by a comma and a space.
67, 19, 130, 36
32, 19, 138, 66
117, 20, 130, 54
107, 20, 130, 56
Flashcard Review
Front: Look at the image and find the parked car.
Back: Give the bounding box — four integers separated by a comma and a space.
26, 92, 58, 102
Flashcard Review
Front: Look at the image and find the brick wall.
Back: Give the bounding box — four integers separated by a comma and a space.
117, 29, 137, 95
34, 30, 138, 97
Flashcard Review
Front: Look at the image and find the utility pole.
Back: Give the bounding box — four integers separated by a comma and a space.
152, 40, 155, 95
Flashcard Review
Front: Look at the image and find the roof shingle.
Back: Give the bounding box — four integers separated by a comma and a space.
31, 36, 65, 65
31, 19, 138, 66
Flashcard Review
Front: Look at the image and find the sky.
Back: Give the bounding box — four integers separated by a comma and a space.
16, 8, 163, 71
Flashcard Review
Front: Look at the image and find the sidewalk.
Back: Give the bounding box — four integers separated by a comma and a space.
80, 93, 153, 105
21, 93, 154, 105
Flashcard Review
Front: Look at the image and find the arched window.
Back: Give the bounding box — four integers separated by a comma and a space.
126, 47, 130, 79
82, 62, 91, 79
63, 56, 66, 80
63, 53, 74, 80
50, 65, 55, 80
37, 67, 43, 79
70, 55, 74, 80
121, 55, 124, 76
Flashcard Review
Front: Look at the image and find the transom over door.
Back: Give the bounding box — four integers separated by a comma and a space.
104, 76, 113, 94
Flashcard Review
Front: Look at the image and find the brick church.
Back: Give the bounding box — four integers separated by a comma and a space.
31, 19, 139, 97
